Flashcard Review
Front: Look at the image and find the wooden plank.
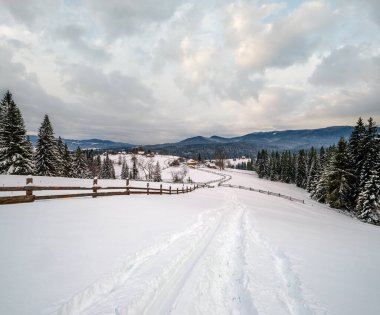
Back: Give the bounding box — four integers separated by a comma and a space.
0, 195, 35, 205
0, 187, 26, 192
35, 193, 94, 200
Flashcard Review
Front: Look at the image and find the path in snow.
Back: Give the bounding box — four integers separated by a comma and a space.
54, 192, 315, 315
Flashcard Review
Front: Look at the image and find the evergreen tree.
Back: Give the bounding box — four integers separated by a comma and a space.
0, 91, 34, 174
327, 138, 355, 210
35, 115, 60, 176
296, 150, 307, 188
153, 161, 162, 182
61, 144, 73, 177
72, 147, 91, 178
356, 169, 380, 224
347, 117, 367, 204
56, 136, 66, 176
120, 159, 129, 179
359, 118, 379, 193
100, 154, 115, 179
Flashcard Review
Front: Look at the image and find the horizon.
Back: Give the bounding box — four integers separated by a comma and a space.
1, 0, 379, 143
26, 123, 355, 146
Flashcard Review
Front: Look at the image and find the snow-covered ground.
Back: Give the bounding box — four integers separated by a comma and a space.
1, 169, 380, 315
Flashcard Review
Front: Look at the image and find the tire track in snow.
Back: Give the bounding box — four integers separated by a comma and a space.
141, 193, 259, 315
52, 207, 225, 315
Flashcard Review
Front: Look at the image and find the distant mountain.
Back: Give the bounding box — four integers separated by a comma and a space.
28, 125, 355, 158
147, 126, 354, 158
28, 136, 133, 151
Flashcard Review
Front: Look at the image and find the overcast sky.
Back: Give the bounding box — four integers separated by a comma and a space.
0, 0, 379, 144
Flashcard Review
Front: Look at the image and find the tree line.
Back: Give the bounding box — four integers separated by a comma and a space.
0, 91, 163, 181
255, 117, 380, 225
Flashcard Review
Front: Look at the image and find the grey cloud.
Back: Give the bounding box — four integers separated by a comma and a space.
83, 0, 188, 38
53, 24, 110, 63
309, 46, 380, 86
0, 0, 56, 27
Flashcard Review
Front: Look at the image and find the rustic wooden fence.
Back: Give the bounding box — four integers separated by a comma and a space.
0, 177, 199, 205
219, 183, 305, 204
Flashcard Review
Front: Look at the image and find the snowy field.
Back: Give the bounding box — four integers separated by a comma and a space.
1, 169, 380, 315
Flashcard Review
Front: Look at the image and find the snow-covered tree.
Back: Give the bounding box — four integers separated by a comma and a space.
100, 154, 115, 179
296, 150, 307, 188
327, 138, 355, 210
35, 115, 60, 176
356, 169, 380, 224
153, 161, 162, 182
0, 91, 35, 174
120, 158, 129, 179
72, 147, 91, 178
61, 144, 73, 177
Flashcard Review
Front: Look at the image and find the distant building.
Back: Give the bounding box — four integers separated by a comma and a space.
186, 159, 198, 167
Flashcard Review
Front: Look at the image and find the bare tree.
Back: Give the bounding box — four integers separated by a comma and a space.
215, 148, 227, 170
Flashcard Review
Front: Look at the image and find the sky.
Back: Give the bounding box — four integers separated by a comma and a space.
0, 0, 379, 144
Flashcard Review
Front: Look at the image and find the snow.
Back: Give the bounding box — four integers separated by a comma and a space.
1, 168, 380, 315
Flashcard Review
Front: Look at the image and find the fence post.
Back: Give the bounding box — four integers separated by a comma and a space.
177, 188, 179, 194
169, 186, 172, 195
92, 177, 98, 198
303, 200, 305, 204
147, 183, 150, 195
126, 178, 130, 195
290, 197, 292, 201
26, 176, 33, 197
182, 187, 184, 194
160, 184, 162, 195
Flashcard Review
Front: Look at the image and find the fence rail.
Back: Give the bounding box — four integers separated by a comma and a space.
219, 183, 305, 204
0, 177, 199, 205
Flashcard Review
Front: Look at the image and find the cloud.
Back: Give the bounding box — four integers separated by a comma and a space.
309, 45, 380, 86
83, 0, 188, 38
228, 1, 338, 71
53, 24, 109, 63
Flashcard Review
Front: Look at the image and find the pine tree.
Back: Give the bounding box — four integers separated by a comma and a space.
356, 169, 380, 224
61, 144, 73, 177
359, 118, 379, 192
35, 115, 60, 176
72, 147, 91, 178
296, 150, 307, 188
0, 91, 35, 174
327, 138, 355, 210
100, 154, 115, 179
56, 136, 66, 176
153, 161, 162, 182
120, 159, 129, 179
347, 117, 367, 204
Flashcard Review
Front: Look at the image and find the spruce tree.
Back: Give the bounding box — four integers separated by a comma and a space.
347, 117, 367, 204
0, 91, 35, 174
72, 147, 91, 179
35, 115, 60, 176
61, 144, 73, 177
356, 169, 380, 224
120, 159, 129, 179
296, 150, 307, 188
100, 154, 115, 179
153, 161, 162, 182
56, 137, 66, 176
327, 138, 355, 210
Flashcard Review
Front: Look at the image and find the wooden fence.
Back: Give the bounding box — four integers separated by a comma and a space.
219, 183, 305, 204
0, 177, 199, 205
